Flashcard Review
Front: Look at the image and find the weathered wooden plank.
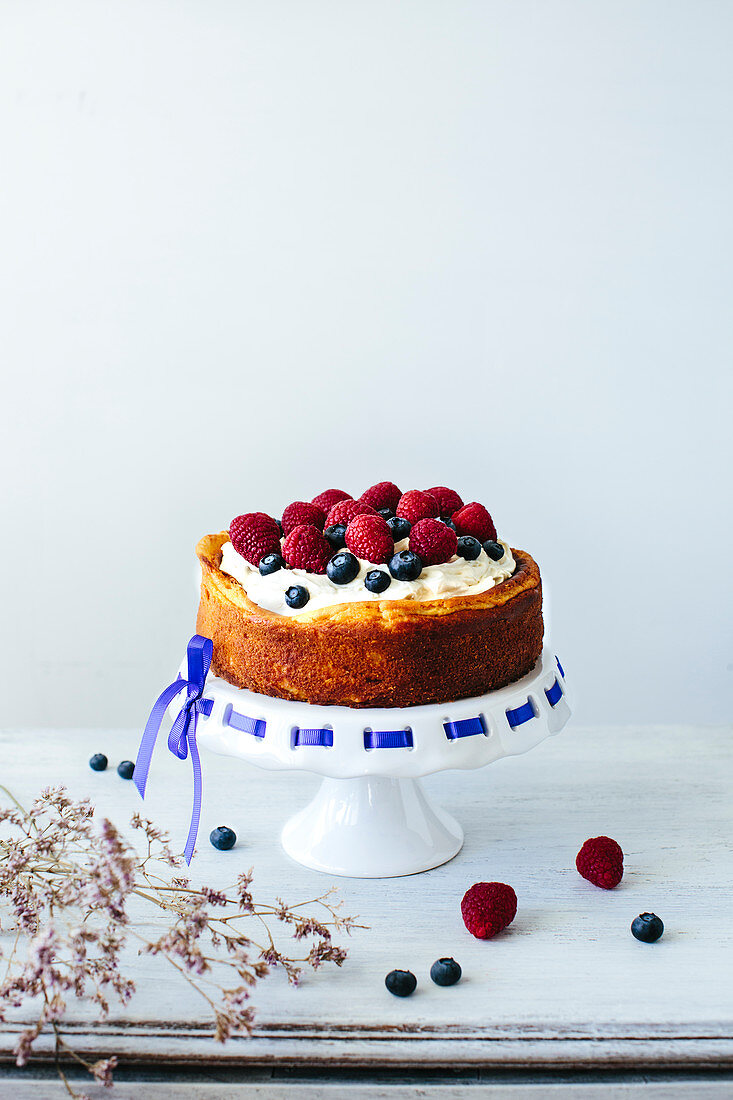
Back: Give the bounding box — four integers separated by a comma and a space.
1, 1074, 732, 1099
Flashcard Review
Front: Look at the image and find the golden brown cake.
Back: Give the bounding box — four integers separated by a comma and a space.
195, 483, 544, 708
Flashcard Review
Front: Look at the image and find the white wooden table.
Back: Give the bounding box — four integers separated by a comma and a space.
1, 724, 731, 1099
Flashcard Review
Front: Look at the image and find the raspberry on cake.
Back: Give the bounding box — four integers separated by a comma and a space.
325, 498, 378, 528
311, 488, 352, 512
281, 500, 326, 536
409, 517, 457, 566
345, 513, 393, 564
395, 489, 440, 525
359, 481, 402, 513
281, 524, 332, 574
229, 512, 281, 566
452, 502, 497, 543
197, 479, 544, 707
427, 486, 464, 519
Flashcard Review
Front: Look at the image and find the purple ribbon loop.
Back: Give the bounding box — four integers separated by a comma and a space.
134, 635, 213, 864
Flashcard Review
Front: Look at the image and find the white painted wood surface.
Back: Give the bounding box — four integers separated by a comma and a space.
1, 724, 732, 1096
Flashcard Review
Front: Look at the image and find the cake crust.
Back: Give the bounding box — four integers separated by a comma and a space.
196, 532, 543, 708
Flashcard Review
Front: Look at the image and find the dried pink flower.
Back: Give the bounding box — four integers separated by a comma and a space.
0, 783, 363, 1097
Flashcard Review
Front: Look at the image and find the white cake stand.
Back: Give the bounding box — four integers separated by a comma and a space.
193, 647, 570, 878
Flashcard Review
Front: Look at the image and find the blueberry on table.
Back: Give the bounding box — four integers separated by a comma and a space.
89, 754, 108, 772
117, 760, 135, 780
387, 516, 411, 542
440, 518, 457, 532
456, 536, 481, 561
327, 551, 360, 585
389, 550, 422, 581
483, 540, 504, 561
365, 569, 391, 594
378, 507, 394, 520
385, 969, 417, 997
430, 957, 462, 986
285, 585, 310, 609
210, 826, 237, 851
259, 553, 285, 576
631, 913, 664, 943
324, 524, 347, 551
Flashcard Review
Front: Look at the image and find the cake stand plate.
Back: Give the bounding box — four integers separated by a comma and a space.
192, 647, 569, 878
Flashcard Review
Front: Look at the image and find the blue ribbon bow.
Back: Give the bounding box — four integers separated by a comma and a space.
134, 634, 213, 864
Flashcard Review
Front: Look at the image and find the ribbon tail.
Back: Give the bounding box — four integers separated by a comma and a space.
134, 678, 187, 801
183, 711, 203, 865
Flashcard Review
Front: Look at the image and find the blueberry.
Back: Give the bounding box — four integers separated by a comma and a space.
324, 523, 347, 551
483, 540, 504, 561
440, 518, 457, 533
89, 753, 108, 772
631, 913, 664, 943
378, 507, 394, 520
327, 552, 359, 585
387, 516, 411, 542
389, 550, 423, 581
456, 536, 482, 561
430, 957, 462, 986
210, 826, 236, 851
365, 569, 391, 593
285, 585, 310, 609
259, 552, 285, 576
385, 969, 417, 997
117, 760, 135, 780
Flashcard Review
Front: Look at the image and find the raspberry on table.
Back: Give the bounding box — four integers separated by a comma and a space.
281, 524, 332, 574
427, 486, 464, 518
576, 836, 624, 889
360, 481, 402, 513
409, 517, 457, 565
345, 513, 394, 564
452, 502, 497, 543
325, 498, 378, 528
229, 512, 282, 566
281, 500, 326, 536
312, 488, 352, 512
395, 489, 439, 525
461, 882, 517, 939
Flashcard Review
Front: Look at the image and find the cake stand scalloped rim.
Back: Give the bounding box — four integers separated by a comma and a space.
192, 646, 569, 781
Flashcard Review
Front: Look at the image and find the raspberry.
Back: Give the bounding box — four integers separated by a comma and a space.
427, 486, 464, 519
395, 489, 439, 525
452, 502, 497, 543
312, 488, 352, 512
345, 514, 393, 564
325, 498, 378, 528
409, 518, 457, 565
576, 836, 624, 890
229, 512, 281, 567
461, 882, 517, 940
281, 500, 326, 536
281, 524, 332, 574
360, 481, 402, 513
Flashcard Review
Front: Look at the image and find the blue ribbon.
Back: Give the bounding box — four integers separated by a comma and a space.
134, 635, 213, 864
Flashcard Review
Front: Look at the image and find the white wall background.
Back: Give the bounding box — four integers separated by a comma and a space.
1, 0, 732, 729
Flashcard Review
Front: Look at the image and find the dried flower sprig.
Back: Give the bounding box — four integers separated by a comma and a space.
0, 785, 363, 1098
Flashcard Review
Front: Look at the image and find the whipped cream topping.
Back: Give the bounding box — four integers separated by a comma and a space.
219, 538, 516, 617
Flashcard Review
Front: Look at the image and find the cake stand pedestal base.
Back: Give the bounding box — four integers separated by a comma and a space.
280, 775, 463, 878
